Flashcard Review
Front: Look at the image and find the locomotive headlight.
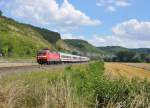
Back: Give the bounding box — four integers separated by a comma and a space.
38, 55, 47, 58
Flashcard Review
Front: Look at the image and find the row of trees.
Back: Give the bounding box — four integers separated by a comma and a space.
104, 51, 150, 63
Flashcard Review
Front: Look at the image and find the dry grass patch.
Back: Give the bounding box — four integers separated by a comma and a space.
105, 62, 150, 80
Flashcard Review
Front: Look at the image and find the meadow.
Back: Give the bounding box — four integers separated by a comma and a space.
1, 62, 150, 108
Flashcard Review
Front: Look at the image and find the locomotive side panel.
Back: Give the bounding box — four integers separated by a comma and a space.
47, 53, 60, 62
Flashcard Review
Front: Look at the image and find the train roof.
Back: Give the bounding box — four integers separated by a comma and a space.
59, 52, 89, 58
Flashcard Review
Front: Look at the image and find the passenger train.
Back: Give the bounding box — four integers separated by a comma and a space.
36, 49, 90, 64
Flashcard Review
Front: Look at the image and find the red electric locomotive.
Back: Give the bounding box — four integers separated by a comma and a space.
36, 49, 90, 64
37, 49, 60, 64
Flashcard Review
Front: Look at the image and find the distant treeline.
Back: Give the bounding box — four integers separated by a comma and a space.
104, 51, 150, 63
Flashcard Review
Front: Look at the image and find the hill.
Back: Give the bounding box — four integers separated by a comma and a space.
0, 15, 149, 59
132, 48, 150, 54
30, 26, 61, 44
97, 46, 129, 55
64, 39, 103, 56
0, 15, 103, 58
97, 46, 150, 62
97, 46, 150, 55
0, 16, 70, 57
0, 15, 102, 58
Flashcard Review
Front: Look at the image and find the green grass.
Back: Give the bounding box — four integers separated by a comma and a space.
0, 62, 150, 108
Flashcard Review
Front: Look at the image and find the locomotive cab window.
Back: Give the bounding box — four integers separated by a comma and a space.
37, 51, 46, 55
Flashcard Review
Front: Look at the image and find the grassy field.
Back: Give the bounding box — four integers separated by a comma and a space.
1, 62, 150, 108
105, 62, 150, 80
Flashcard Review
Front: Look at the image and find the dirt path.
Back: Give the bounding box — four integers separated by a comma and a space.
105, 63, 150, 80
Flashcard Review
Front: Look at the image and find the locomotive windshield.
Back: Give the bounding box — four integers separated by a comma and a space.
37, 51, 46, 55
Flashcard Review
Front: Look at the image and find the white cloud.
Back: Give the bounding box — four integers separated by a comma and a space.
112, 19, 150, 41
116, 0, 130, 7
96, 0, 131, 12
61, 19, 150, 48
107, 6, 116, 12
62, 33, 85, 40
1, 0, 101, 31
89, 19, 150, 48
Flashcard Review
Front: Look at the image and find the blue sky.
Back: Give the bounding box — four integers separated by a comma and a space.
0, 0, 150, 48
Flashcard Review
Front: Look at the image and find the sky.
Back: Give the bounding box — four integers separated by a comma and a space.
0, 0, 150, 48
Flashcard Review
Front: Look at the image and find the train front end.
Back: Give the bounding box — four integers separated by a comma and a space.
37, 50, 48, 64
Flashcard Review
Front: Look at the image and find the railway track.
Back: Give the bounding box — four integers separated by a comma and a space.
0, 64, 59, 75
0, 63, 85, 75
0, 65, 38, 74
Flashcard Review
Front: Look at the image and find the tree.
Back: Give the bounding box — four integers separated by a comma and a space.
140, 53, 147, 62
131, 55, 142, 62
0, 10, 2, 16
116, 51, 136, 62
72, 51, 79, 55
145, 54, 150, 63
